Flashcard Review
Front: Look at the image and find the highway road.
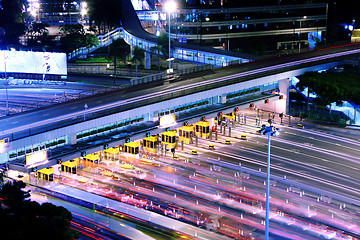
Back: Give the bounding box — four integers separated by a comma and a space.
0, 81, 122, 117
1, 43, 360, 138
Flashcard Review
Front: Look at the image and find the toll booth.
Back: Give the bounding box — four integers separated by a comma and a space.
61, 160, 77, 174
194, 121, 210, 139
223, 113, 235, 121
83, 153, 99, 168
124, 141, 139, 155
161, 130, 177, 150
104, 147, 119, 161
37, 167, 54, 181
143, 135, 158, 154
177, 125, 194, 144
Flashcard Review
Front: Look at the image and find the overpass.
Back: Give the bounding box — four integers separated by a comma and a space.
1, 43, 360, 172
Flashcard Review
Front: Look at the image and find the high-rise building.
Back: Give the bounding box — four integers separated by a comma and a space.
166, 2, 327, 52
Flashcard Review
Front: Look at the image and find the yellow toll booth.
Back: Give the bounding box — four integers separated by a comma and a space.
177, 125, 194, 144
37, 167, 54, 181
161, 130, 177, 150
104, 147, 119, 161
83, 153, 99, 167
223, 113, 235, 121
124, 141, 139, 155
143, 136, 158, 154
194, 121, 210, 139
61, 159, 77, 174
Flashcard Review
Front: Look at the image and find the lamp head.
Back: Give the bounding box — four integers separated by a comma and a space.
164, 1, 177, 13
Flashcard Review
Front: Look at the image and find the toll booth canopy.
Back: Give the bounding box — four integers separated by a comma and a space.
143, 136, 158, 154
38, 167, 54, 181
61, 159, 77, 174
223, 113, 235, 121
177, 125, 194, 144
124, 141, 139, 155
104, 147, 119, 161
83, 153, 99, 167
161, 130, 177, 149
194, 121, 210, 139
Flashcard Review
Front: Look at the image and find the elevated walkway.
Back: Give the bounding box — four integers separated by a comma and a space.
68, 0, 250, 67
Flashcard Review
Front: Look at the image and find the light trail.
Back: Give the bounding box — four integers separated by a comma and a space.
2, 47, 360, 137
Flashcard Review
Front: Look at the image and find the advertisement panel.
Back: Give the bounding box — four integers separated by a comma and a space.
0, 50, 67, 75
26, 150, 47, 166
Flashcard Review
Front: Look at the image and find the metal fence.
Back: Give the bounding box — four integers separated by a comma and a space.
130, 64, 212, 86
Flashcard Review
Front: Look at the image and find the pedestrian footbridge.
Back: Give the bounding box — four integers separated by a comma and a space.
68, 0, 249, 67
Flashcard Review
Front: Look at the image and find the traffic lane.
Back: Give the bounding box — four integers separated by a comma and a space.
196, 136, 360, 203
79, 162, 333, 240
242, 133, 360, 187
234, 121, 360, 160
274, 127, 360, 159
229, 127, 360, 186
233, 136, 360, 197
175, 144, 360, 238
30, 191, 156, 240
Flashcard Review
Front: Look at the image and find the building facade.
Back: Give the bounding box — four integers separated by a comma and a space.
166, 3, 327, 51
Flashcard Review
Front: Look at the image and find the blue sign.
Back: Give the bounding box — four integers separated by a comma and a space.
178, 38, 187, 43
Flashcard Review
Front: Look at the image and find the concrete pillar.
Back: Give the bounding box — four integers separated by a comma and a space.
130, 45, 134, 58
279, 78, 290, 115
145, 51, 151, 70
67, 133, 77, 145
220, 94, 227, 104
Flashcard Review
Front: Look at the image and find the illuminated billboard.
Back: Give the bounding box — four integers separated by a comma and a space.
159, 114, 176, 127
0, 50, 67, 75
26, 150, 47, 166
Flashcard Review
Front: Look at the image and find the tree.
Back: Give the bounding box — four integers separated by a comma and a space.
83, 34, 100, 53
0, 180, 30, 208
150, 34, 168, 73
297, 70, 360, 110
0, 180, 77, 240
0, 0, 28, 47
132, 46, 144, 77
60, 24, 99, 54
109, 39, 130, 77
88, 0, 122, 34
26, 22, 54, 48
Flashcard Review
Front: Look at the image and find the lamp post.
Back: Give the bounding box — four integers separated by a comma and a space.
164, 1, 177, 73
3, 51, 9, 115
261, 123, 279, 240
299, 16, 307, 53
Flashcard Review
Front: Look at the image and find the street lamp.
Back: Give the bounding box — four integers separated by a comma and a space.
260, 123, 279, 240
80, 2, 88, 25
299, 16, 307, 53
164, 1, 177, 73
